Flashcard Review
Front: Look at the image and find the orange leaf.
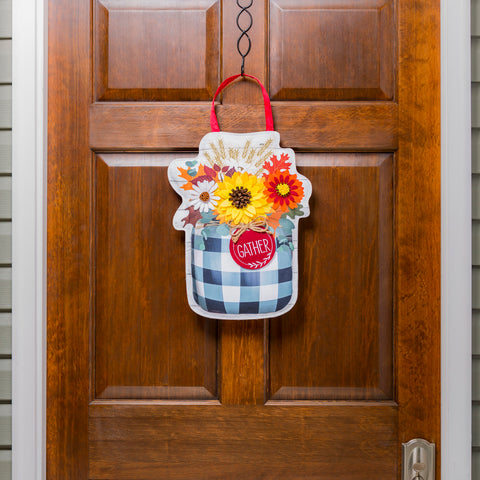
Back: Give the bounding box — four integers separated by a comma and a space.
178, 164, 208, 191
177, 166, 195, 191
196, 164, 206, 177
263, 153, 292, 177
266, 208, 284, 232
178, 166, 192, 182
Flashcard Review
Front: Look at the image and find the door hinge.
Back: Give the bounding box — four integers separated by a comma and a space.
402, 439, 435, 480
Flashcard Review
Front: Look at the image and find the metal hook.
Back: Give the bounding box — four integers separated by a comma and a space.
236, 0, 253, 75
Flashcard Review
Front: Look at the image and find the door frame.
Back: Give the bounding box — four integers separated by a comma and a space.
441, 0, 472, 478
11, 0, 46, 479
11, 0, 471, 478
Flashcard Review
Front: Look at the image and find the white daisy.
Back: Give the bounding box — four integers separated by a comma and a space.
189, 180, 220, 213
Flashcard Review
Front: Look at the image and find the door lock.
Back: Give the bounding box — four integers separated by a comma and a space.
402, 439, 435, 480
412, 462, 426, 479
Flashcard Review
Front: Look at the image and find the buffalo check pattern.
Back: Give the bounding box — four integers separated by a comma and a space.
191, 229, 293, 315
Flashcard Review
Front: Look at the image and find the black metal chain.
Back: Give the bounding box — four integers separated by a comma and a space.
236, 0, 253, 75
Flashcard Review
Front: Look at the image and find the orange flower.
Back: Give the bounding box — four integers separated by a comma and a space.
264, 171, 304, 211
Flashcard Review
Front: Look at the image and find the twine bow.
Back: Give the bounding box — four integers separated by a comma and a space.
229, 216, 273, 243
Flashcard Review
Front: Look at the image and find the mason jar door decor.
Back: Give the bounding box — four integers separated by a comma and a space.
168, 74, 312, 319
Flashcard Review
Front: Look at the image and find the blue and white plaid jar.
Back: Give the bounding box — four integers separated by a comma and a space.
190, 225, 294, 316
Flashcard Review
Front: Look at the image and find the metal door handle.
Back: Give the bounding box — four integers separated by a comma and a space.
402, 439, 435, 480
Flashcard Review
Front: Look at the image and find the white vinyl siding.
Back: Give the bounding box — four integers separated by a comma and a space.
474, 0, 480, 476
0, 134, 11, 175
0, 0, 12, 478
0, 88, 11, 130
0, 1, 11, 39
0, 452, 10, 480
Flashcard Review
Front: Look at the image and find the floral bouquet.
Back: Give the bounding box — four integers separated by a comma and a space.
169, 131, 312, 320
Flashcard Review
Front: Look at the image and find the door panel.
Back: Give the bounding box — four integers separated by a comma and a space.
94, 0, 220, 100
269, 0, 395, 100
95, 154, 218, 400
89, 405, 397, 479
47, 0, 440, 478
269, 154, 393, 402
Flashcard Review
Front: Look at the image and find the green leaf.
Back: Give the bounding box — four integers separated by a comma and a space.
198, 240, 206, 251
216, 223, 230, 236
288, 242, 294, 251
286, 204, 304, 219
279, 217, 295, 235
201, 225, 218, 239
200, 210, 216, 224
278, 244, 290, 252
187, 168, 197, 177
186, 160, 198, 168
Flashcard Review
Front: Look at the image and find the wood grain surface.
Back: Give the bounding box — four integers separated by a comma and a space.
89, 404, 398, 480
397, 0, 441, 475
94, 0, 220, 101
269, 0, 395, 100
47, 0, 91, 477
94, 154, 218, 400
269, 154, 393, 402
89, 103, 399, 151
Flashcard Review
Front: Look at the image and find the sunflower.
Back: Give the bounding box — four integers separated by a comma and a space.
215, 172, 273, 225
189, 180, 220, 213
264, 171, 304, 211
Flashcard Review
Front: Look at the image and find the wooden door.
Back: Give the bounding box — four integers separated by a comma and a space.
47, 0, 440, 478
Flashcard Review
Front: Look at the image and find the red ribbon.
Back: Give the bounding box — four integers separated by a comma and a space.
210, 74, 274, 132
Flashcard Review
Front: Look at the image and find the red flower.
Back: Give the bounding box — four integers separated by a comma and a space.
264, 171, 304, 211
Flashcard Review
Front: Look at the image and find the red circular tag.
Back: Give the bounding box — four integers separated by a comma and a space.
229, 230, 276, 270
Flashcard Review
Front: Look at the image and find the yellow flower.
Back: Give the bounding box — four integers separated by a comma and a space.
215, 172, 273, 225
